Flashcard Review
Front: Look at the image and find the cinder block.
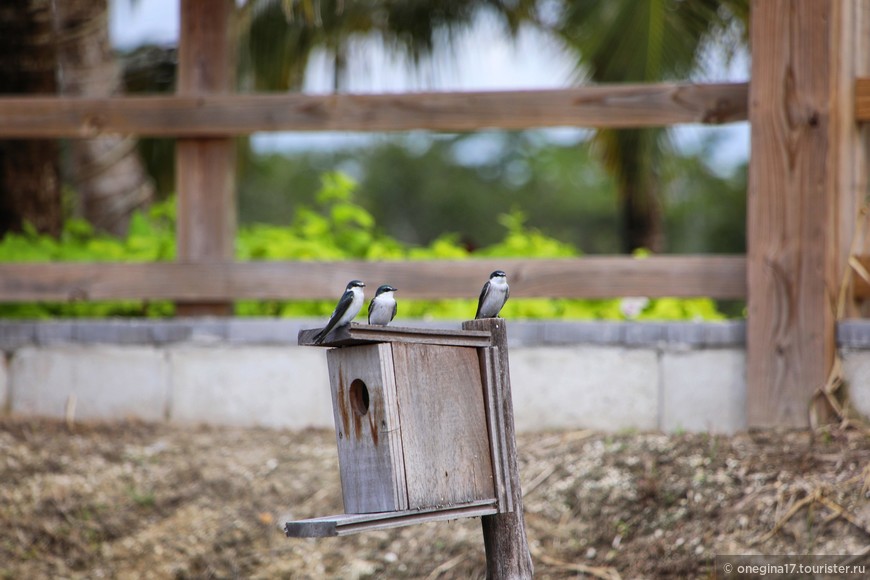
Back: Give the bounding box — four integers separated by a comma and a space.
506, 321, 546, 347
703, 321, 746, 347
509, 346, 659, 431
0, 322, 36, 351
0, 354, 8, 413
661, 349, 746, 434
168, 346, 333, 429
542, 321, 622, 345
10, 346, 169, 421
623, 323, 667, 347
664, 323, 706, 346
840, 350, 870, 420
838, 321, 870, 349
73, 320, 152, 344
186, 318, 229, 343
227, 319, 308, 344
33, 321, 74, 346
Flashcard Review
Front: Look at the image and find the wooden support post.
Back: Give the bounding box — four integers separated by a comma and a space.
747, 0, 868, 427
462, 318, 533, 580
849, 4, 870, 316
175, 0, 236, 316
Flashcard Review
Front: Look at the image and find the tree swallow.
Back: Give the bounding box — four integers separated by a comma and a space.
475, 270, 510, 319
367, 284, 398, 326
313, 280, 366, 344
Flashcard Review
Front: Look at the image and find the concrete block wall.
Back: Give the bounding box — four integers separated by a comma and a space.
0, 352, 7, 413
0, 318, 867, 433
11, 346, 169, 422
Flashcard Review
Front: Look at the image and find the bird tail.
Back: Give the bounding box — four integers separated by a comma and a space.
313, 329, 326, 345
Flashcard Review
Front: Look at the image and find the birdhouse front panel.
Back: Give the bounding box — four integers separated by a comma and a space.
326, 339, 496, 515
327, 343, 408, 514
390, 343, 496, 509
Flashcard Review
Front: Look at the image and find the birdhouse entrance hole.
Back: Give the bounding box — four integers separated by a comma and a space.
349, 379, 370, 416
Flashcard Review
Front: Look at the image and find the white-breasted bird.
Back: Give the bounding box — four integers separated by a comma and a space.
313, 280, 366, 344
368, 284, 398, 326
475, 270, 510, 319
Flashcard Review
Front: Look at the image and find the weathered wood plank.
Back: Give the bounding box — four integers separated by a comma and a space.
391, 343, 495, 509
851, 256, 870, 299
0, 256, 747, 302
462, 319, 533, 579
298, 323, 492, 348
175, 0, 235, 316
327, 344, 407, 513
283, 499, 498, 538
855, 77, 870, 121
848, 7, 870, 317
832, 2, 870, 319
0, 82, 748, 138
480, 346, 512, 513
747, 0, 843, 427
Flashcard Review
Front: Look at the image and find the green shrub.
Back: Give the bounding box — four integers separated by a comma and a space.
0, 172, 725, 321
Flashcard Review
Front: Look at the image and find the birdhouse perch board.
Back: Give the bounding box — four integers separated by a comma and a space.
285, 322, 516, 537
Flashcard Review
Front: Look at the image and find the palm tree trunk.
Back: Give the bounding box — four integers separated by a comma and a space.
55, 0, 154, 237
621, 176, 663, 253
599, 128, 665, 253
0, 0, 62, 238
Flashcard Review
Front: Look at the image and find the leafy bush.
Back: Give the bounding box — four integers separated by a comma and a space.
0, 172, 725, 321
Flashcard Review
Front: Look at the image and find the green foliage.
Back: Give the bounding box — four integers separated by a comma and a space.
0, 171, 726, 320
239, 131, 746, 258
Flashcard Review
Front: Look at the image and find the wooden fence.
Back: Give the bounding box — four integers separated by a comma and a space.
1, 0, 869, 428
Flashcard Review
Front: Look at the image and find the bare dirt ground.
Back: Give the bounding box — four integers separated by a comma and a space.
1, 418, 869, 579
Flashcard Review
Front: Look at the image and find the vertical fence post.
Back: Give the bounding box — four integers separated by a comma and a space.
175, 0, 236, 316
747, 0, 868, 426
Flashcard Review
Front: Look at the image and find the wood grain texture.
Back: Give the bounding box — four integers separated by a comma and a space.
838, 3, 870, 318
283, 499, 498, 538
848, 6, 870, 316
390, 343, 495, 509
480, 346, 512, 513
0, 82, 748, 138
851, 256, 870, 298
175, 0, 235, 316
327, 344, 407, 513
0, 256, 747, 302
855, 78, 870, 120
462, 319, 533, 579
298, 323, 492, 348
747, 0, 841, 427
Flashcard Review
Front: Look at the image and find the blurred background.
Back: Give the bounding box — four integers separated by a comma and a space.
0, 0, 750, 318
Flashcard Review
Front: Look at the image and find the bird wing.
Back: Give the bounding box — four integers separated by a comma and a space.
390, 301, 397, 323
367, 297, 375, 324
315, 289, 354, 344
475, 280, 491, 319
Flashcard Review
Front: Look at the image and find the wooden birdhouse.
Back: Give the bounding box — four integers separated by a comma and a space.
285, 319, 520, 537
326, 340, 495, 513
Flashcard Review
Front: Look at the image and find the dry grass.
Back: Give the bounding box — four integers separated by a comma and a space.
1, 418, 869, 579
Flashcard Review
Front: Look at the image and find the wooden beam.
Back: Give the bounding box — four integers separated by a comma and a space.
297, 323, 493, 348
175, 0, 236, 316
0, 256, 747, 302
284, 499, 498, 538
834, 3, 870, 318
747, 0, 862, 428
854, 77, 870, 120
849, 9, 870, 317
463, 319, 533, 579
0, 82, 749, 138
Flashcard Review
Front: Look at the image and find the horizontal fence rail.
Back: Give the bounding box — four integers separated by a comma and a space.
0, 82, 749, 138
0, 257, 747, 302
